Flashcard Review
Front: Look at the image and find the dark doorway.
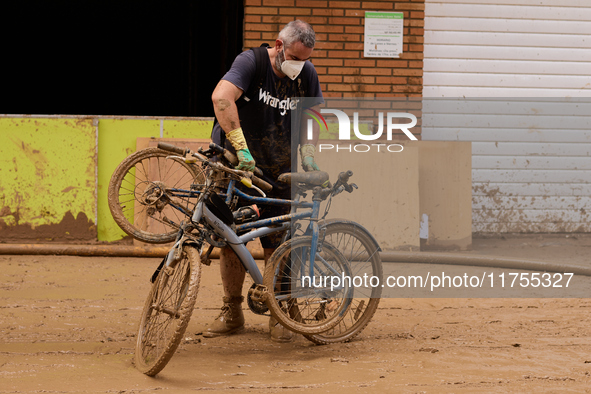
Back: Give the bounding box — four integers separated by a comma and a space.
1, 1, 243, 117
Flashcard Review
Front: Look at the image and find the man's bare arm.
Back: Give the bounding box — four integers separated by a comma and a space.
299, 105, 322, 171
211, 80, 256, 171
211, 80, 244, 133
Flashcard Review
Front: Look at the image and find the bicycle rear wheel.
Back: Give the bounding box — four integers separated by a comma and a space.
108, 148, 205, 244
304, 221, 383, 344
263, 236, 352, 335
135, 245, 201, 376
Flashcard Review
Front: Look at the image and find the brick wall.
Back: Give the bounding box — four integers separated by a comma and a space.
243, 0, 425, 98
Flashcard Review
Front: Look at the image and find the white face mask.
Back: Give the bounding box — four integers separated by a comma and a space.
279, 48, 305, 80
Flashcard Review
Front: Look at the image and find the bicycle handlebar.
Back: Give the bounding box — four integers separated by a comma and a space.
338, 170, 353, 184
157, 142, 273, 193
208, 143, 265, 178
334, 170, 357, 195
157, 142, 188, 156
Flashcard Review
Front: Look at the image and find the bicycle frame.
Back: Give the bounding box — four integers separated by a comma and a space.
158, 157, 346, 294
162, 178, 313, 226
191, 191, 322, 285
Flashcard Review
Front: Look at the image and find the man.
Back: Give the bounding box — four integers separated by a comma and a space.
205, 20, 324, 342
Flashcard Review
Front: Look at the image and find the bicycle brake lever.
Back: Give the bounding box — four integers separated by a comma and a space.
344, 183, 358, 193
198, 147, 215, 158
240, 177, 266, 197
332, 185, 345, 197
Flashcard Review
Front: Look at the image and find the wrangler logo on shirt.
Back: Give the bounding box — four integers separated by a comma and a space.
259, 89, 299, 116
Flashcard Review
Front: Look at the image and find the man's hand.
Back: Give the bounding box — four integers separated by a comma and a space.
226, 127, 256, 171
237, 148, 256, 172
302, 156, 319, 171
300, 144, 319, 172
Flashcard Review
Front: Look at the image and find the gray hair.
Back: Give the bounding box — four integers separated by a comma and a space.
278, 20, 316, 49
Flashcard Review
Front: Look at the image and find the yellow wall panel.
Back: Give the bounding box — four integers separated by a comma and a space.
163, 118, 213, 139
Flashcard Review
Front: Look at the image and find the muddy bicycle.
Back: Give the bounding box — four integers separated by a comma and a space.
108, 142, 383, 375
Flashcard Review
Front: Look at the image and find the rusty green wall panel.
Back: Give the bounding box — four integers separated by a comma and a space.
0, 117, 96, 241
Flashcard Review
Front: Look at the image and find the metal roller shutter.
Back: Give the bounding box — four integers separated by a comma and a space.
423, 0, 591, 233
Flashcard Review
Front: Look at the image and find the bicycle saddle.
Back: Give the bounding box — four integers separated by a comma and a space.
277, 171, 329, 186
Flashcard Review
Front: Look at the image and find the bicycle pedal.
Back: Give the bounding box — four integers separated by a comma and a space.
314, 306, 327, 321
326, 299, 339, 312
248, 284, 268, 304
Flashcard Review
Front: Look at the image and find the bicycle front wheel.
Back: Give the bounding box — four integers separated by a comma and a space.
135, 245, 201, 376
108, 148, 205, 244
304, 221, 383, 344
263, 236, 352, 335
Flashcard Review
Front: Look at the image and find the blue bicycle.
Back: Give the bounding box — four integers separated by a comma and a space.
109, 142, 383, 376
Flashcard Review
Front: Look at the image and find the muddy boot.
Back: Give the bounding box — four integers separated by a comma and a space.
203, 296, 245, 338
269, 316, 294, 343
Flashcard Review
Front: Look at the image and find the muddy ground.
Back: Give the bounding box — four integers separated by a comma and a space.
2, 234, 591, 393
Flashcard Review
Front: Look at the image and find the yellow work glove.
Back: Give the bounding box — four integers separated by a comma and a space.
226, 127, 255, 172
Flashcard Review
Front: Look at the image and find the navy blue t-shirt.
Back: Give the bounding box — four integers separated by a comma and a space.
218, 49, 323, 196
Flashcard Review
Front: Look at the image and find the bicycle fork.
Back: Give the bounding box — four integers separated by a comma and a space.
148, 228, 191, 319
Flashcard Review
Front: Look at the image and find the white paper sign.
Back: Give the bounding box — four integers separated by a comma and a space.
364, 11, 404, 58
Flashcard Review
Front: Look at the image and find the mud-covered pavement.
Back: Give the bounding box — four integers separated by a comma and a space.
2, 235, 591, 393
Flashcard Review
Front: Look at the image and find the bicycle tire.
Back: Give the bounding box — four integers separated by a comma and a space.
263, 236, 352, 335
108, 148, 204, 243
304, 221, 383, 344
134, 245, 201, 376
